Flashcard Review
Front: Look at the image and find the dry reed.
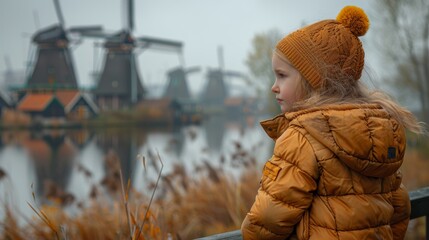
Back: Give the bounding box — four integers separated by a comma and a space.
2, 134, 427, 239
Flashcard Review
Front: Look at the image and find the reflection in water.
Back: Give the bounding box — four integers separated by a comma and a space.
167, 128, 186, 157
94, 128, 147, 184
66, 140, 104, 202
0, 115, 271, 220
203, 115, 226, 153
0, 145, 36, 220
67, 130, 94, 149
21, 131, 77, 200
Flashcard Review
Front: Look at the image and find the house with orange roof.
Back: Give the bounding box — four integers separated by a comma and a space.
17, 90, 99, 122
17, 93, 65, 120
53, 90, 98, 120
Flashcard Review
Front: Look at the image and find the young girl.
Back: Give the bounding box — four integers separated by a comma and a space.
241, 6, 424, 240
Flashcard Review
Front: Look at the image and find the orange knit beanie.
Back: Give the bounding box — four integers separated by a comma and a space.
276, 6, 370, 89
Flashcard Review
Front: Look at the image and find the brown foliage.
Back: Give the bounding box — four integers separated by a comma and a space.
12, 134, 429, 239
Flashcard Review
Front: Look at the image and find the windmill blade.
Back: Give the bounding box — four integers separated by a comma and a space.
68, 26, 103, 34
53, 0, 66, 28
73, 29, 114, 39
122, 0, 134, 32
223, 70, 245, 78
136, 36, 183, 52
128, 0, 134, 32
68, 26, 106, 42
185, 66, 201, 75
223, 70, 252, 85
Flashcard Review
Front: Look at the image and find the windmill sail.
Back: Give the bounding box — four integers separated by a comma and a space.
137, 37, 183, 52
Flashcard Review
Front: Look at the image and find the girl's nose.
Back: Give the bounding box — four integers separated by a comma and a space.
271, 82, 279, 93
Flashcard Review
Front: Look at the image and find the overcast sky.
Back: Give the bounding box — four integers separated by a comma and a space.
0, 0, 374, 95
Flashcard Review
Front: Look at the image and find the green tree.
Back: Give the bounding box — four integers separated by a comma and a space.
373, 0, 429, 123
245, 29, 283, 115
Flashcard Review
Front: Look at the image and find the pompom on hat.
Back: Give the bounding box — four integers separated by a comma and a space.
276, 6, 370, 89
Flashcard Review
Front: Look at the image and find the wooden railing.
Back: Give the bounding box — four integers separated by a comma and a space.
196, 186, 429, 240
409, 186, 429, 240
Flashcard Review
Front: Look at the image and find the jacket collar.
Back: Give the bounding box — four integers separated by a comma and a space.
260, 104, 382, 141
260, 114, 289, 141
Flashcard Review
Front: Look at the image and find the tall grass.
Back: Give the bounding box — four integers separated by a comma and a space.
0, 137, 262, 239
154, 161, 260, 238
1, 149, 164, 240
1, 134, 428, 239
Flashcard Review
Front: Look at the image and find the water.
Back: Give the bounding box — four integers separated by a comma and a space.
0, 114, 272, 221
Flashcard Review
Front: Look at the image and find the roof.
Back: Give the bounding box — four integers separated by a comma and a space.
17, 93, 57, 111
54, 90, 79, 107
18, 91, 99, 114
79, 92, 99, 114
55, 90, 99, 114
55, 90, 81, 113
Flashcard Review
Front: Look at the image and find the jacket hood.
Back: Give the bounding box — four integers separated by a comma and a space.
261, 104, 406, 178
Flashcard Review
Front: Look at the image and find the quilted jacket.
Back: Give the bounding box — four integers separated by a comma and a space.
241, 104, 410, 240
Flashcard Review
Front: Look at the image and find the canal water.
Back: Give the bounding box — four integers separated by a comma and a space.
0, 114, 272, 221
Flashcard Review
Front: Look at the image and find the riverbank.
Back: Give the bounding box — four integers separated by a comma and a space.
0, 109, 205, 130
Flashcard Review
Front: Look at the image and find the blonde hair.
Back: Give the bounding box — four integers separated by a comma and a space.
292, 66, 425, 135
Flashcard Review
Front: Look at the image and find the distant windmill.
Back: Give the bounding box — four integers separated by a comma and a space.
26, 0, 102, 91
202, 46, 248, 106
164, 66, 200, 102
79, 0, 183, 111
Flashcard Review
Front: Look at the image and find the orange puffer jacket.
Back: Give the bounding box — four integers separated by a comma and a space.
241, 104, 410, 240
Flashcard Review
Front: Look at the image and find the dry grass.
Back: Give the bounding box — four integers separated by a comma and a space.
153, 161, 260, 239
1, 134, 428, 239
2, 196, 161, 240
0, 137, 262, 239
1, 150, 164, 240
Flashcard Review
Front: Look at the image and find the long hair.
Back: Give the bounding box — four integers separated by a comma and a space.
292, 65, 425, 134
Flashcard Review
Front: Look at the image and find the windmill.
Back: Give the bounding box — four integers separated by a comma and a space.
80, 0, 183, 111
202, 46, 248, 107
163, 66, 201, 102
25, 0, 102, 91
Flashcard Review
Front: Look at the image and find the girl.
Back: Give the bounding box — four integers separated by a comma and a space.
241, 6, 424, 240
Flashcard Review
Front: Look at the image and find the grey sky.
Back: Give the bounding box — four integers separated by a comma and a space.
0, 0, 372, 94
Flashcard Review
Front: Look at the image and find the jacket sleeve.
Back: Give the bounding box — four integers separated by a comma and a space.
390, 171, 411, 240
241, 128, 318, 240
